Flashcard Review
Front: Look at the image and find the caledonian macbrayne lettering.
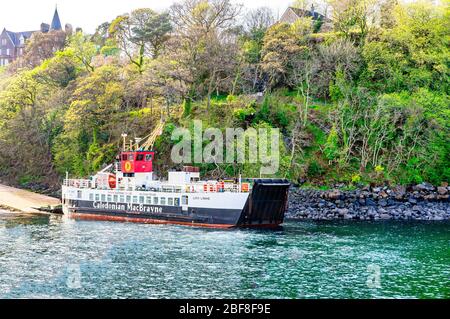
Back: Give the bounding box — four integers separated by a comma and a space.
93, 202, 163, 214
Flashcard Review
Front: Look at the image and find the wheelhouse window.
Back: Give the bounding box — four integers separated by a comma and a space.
121, 154, 128, 161
145, 154, 152, 161
136, 154, 145, 161
128, 154, 134, 161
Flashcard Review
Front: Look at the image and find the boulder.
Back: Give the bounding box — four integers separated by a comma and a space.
327, 190, 342, 200
414, 182, 435, 192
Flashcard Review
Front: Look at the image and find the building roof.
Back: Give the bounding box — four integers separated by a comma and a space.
50, 7, 62, 31
288, 6, 330, 22
4, 30, 37, 46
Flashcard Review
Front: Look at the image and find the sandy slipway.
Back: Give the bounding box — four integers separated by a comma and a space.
287, 183, 450, 221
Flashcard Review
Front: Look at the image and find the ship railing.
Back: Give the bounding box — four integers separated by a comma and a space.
63, 179, 92, 189
117, 182, 251, 193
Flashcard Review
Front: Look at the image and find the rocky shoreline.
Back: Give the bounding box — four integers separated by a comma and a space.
287, 183, 450, 221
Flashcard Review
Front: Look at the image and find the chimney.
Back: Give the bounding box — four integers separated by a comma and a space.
40, 23, 50, 33
311, 4, 315, 18
65, 24, 73, 36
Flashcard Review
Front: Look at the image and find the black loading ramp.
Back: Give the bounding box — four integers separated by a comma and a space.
237, 179, 291, 227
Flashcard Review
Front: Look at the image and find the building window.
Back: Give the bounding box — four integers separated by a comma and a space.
113, 195, 118, 202
139, 196, 144, 204
1, 39, 6, 45
89, 193, 94, 201
168, 198, 173, 206
95, 194, 100, 201
146, 196, 152, 204
160, 197, 166, 205
126, 195, 131, 203
119, 195, 124, 203
132, 196, 138, 203
107, 195, 112, 202
6, 49, 10, 56
153, 197, 158, 205
101, 194, 106, 202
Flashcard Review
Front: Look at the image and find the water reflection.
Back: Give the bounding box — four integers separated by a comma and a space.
0, 211, 448, 299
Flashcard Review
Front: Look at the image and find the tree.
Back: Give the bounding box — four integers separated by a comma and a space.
19, 30, 67, 68
328, 0, 376, 43
361, 1, 449, 93
0, 70, 62, 184
169, 0, 242, 103
314, 38, 361, 98
109, 8, 172, 73
66, 32, 98, 73
244, 7, 275, 39
261, 23, 309, 89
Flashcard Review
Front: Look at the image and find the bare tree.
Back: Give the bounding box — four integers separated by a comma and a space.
244, 7, 275, 35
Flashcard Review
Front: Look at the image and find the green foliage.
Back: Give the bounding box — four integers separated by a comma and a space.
323, 125, 340, 161
233, 106, 255, 122
0, 1, 448, 188
351, 174, 361, 184
307, 160, 324, 177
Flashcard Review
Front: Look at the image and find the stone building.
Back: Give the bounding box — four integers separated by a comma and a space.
0, 7, 63, 66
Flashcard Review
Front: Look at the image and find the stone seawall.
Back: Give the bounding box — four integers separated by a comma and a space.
287, 183, 450, 221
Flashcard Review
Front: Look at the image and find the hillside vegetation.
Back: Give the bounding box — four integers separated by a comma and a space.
0, 0, 448, 189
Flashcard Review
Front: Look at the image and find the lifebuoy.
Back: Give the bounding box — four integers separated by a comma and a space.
108, 174, 117, 189
124, 161, 132, 172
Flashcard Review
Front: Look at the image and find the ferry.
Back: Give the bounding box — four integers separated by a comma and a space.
61, 125, 290, 229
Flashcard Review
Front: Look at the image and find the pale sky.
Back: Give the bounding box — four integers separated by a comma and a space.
1, 0, 297, 34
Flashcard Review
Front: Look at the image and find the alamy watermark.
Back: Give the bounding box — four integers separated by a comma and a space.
170, 120, 280, 175
366, 264, 381, 289
66, 264, 82, 289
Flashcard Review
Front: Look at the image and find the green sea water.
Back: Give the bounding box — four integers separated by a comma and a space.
0, 210, 448, 299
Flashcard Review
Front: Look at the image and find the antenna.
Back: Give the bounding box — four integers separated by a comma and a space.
121, 133, 128, 151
